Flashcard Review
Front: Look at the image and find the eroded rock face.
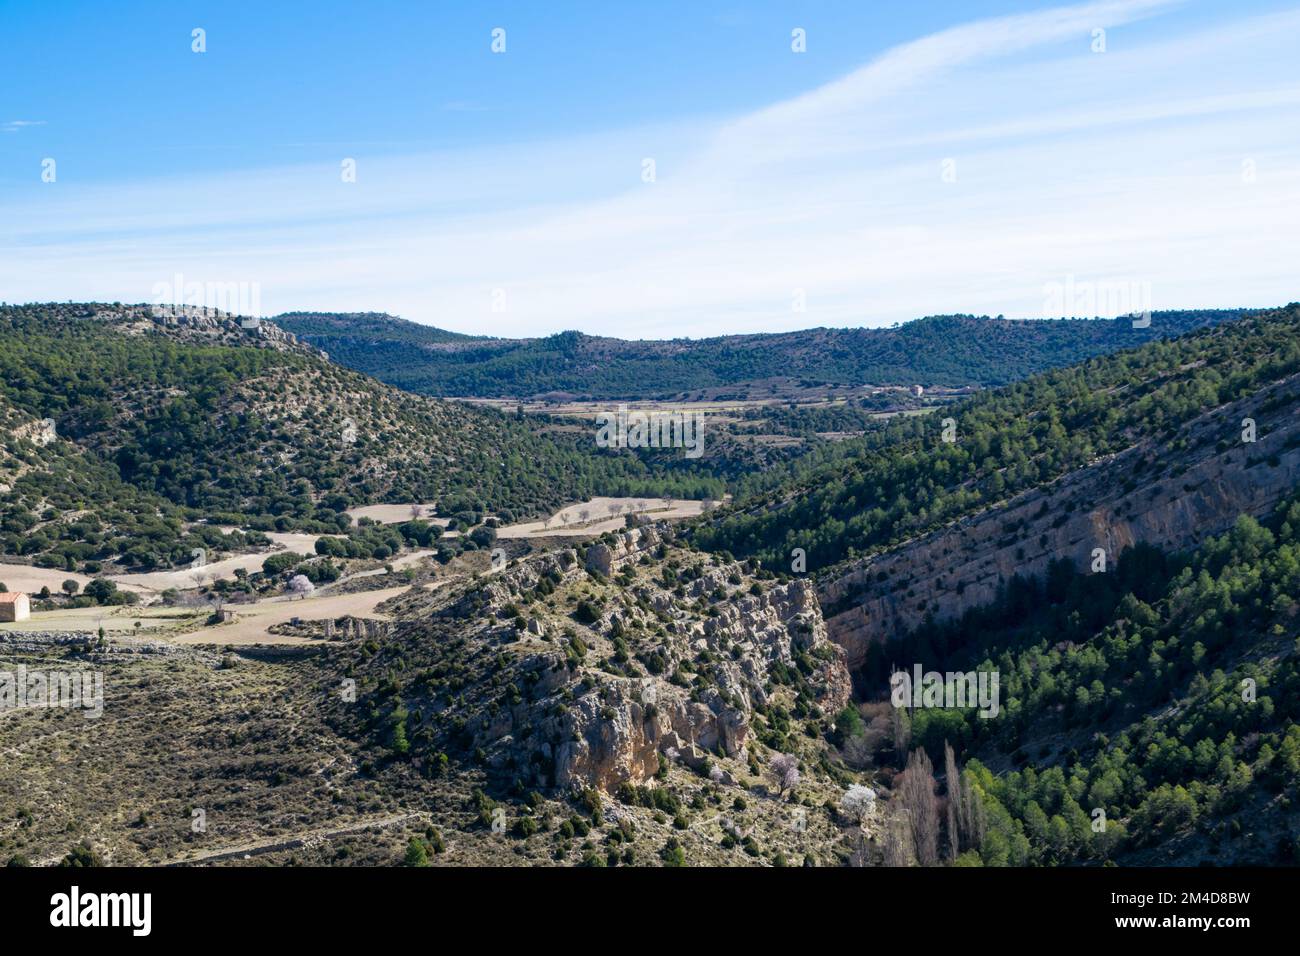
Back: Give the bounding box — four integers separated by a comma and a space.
585, 526, 661, 577
85, 303, 315, 356
821, 374, 1300, 670
10, 418, 56, 446
457, 526, 849, 791
542, 575, 851, 790
550, 683, 732, 791
443, 548, 577, 619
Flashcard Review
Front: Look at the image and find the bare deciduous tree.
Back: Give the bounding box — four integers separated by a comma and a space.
881, 804, 916, 867
960, 773, 987, 853
841, 713, 889, 770
848, 833, 873, 868
842, 734, 875, 770
895, 748, 940, 866
945, 741, 962, 861
890, 698, 911, 758
769, 753, 800, 796
938, 739, 988, 859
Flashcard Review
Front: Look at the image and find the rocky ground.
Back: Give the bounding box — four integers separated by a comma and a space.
0, 522, 883, 867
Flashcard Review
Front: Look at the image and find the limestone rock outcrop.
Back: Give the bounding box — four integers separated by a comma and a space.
436, 524, 850, 791
821, 373, 1300, 670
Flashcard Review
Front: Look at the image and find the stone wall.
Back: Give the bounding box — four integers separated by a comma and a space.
0, 630, 205, 660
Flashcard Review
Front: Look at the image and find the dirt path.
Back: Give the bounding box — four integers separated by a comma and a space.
161, 812, 427, 866
0, 532, 329, 599
327, 550, 434, 587
106, 532, 326, 592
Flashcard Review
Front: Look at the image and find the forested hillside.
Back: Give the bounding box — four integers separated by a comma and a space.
275, 311, 478, 347
693, 304, 1300, 573
0, 391, 250, 575
0, 304, 722, 571
867, 502, 1300, 866
275, 309, 1252, 399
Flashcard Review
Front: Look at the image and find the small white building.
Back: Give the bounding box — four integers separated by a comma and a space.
0, 592, 31, 622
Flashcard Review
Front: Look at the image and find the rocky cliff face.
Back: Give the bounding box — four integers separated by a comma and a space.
79, 303, 321, 357
385, 525, 850, 792
9, 418, 57, 447
147, 307, 317, 354
543, 550, 850, 790
821, 374, 1300, 670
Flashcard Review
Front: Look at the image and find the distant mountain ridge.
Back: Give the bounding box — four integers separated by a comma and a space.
273, 309, 1258, 400
693, 303, 1300, 576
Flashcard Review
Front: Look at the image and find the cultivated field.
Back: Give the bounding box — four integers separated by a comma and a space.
345, 503, 444, 524
0, 603, 197, 637
342, 496, 709, 537
172, 585, 410, 645
497, 496, 708, 538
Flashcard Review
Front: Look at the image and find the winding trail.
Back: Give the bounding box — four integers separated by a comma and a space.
161, 812, 428, 866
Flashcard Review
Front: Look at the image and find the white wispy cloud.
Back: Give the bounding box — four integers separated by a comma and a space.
2, 0, 1297, 338
2, 119, 46, 133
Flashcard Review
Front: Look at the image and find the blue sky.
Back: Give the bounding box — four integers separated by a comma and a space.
3, 0, 1299, 337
